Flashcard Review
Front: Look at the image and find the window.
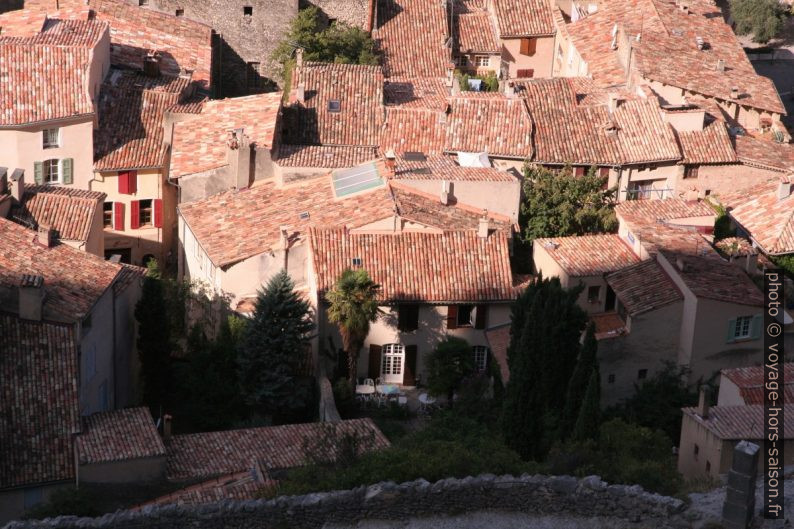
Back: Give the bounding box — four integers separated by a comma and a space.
175, 8, 184, 16
732, 315, 753, 340
246, 62, 261, 89
573, 166, 586, 177
42, 128, 59, 149
381, 344, 405, 383
473, 346, 489, 372
138, 199, 153, 227
626, 231, 635, 244
519, 37, 537, 56
328, 100, 342, 113
599, 167, 610, 178
43, 159, 59, 183
475, 55, 490, 67
457, 304, 475, 327
637, 369, 648, 380
607, 374, 615, 384
103, 202, 113, 228
684, 165, 699, 179
138, 0, 149, 5
397, 305, 419, 332
243, 5, 252, 16
587, 285, 601, 303
628, 181, 654, 200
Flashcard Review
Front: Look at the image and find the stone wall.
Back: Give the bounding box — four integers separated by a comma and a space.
6, 474, 689, 529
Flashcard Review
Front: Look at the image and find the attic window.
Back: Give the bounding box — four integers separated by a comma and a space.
243, 6, 253, 16
175, 8, 184, 16
403, 151, 426, 162
352, 257, 362, 267
299, 211, 310, 220
328, 100, 341, 113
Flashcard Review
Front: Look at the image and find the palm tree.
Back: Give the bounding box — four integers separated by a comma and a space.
326, 269, 380, 383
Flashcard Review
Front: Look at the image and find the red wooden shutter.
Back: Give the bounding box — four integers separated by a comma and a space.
526, 38, 537, 56
113, 202, 124, 231
404, 345, 417, 386
118, 171, 129, 194
129, 170, 137, 194
154, 199, 163, 228
516, 68, 534, 78
474, 304, 487, 329
368, 345, 382, 380
520, 38, 530, 55
130, 200, 140, 229
574, 166, 586, 177
447, 306, 458, 330
599, 167, 610, 178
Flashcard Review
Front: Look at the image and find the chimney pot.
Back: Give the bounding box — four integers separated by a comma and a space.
730, 86, 740, 100
716, 58, 725, 71
10, 169, 24, 202
18, 274, 44, 321
440, 180, 451, 205
777, 177, 792, 200
608, 93, 620, 114
697, 386, 710, 418
478, 215, 490, 238
163, 414, 172, 441
143, 52, 160, 78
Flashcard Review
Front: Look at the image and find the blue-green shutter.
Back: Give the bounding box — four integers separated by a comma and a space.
62, 158, 73, 184
726, 318, 736, 343
33, 162, 43, 185
750, 314, 763, 340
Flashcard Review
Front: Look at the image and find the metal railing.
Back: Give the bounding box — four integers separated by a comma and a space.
623, 187, 674, 200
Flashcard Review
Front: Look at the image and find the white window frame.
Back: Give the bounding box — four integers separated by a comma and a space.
43, 158, 60, 184
733, 315, 753, 340
381, 344, 405, 384
43, 128, 60, 149
473, 345, 489, 372
475, 55, 490, 68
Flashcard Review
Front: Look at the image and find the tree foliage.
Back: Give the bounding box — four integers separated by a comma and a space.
712, 203, 735, 241
520, 164, 617, 244
237, 270, 314, 421
571, 368, 601, 442
425, 336, 476, 402
273, 6, 378, 81
560, 323, 598, 439
501, 276, 588, 460
326, 269, 381, 383
730, 0, 785, 44
134, 260, 174, 417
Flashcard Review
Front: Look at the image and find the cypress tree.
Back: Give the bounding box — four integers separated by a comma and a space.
135, 266, 173, 417
560, 323, 598, 440
572, 367, 601, 442
237, 269, 313, 421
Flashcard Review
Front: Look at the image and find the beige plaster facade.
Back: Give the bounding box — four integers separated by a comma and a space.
78, 456, 166, 484
501, 35, 556, 79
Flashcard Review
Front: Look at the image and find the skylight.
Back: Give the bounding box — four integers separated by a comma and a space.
331, 162, 385, 198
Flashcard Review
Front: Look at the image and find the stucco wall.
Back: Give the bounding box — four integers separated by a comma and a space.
79, 456, 166, 484
114, 279, 142, 408
79, 288, 116, 415
0, 482, 69, 526
716, 374, 743, 406
501, 35, 555, 79
396, 178, 521, 223
672, 163, 782, 200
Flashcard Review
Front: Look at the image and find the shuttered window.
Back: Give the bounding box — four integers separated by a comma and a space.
130, 200, 140, 229
520, 38, 537, 56
62, 158, 73, 184
113, 202, 125, 231
118, 170, 138, 194
397, 305, 419, 332
154, 199, 163, 228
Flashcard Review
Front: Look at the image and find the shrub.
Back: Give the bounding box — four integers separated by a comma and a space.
24, 487, 100, 519
332, 377, 357, 419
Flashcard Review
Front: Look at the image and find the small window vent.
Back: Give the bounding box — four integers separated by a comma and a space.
299, 211, 310, 220
328, 100, 341, 112
352, 257, 362, 267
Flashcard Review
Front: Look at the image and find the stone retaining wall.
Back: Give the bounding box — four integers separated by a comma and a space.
5, 474, 690, 529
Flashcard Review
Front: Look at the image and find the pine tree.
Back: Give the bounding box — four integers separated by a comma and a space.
560, 323, 598, 440
572, 367, 601, 442
237, 269, 313, 421
134, 264, 173, 417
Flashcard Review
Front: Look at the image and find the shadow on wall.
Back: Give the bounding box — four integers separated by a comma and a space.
0, 0, 22, 14
213, 33, 278, 98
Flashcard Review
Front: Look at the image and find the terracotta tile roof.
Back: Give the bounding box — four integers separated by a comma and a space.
0, 217, 122, 322
0, 17, 107, 46
445, 94, 533, 158
10, 185, 105, 243
534, 234, 640, 277
310, 228, 515, 302
629, 221, 717, 257
167, 94, 207, 114
276, 144, 379, 168
492, 0, 555, 37
170, 93, 283, 179
394, 155, 518, 182
166, 418, 389, 481
390, 181, 513, 231
87, 0, 213, 89
382, 107, 448, 156
725, 180, 794, 255
0, 43, 94, 126
77, 407, 166, 465
112, 263, 146, 295
721, 364, 794, 405
178, 176, 394, 267
616, 198, 714, 222
95, 69, 190, 171
286, 62, 384, 147
662, 251, 764, 306
682, 404, 794, 440
734, 136, 794, 172
384, 77, 450, 110
521, 78, 680, 165
591, 311, 628, 340
454, 10, 499, 53
0, 312, 79, 489
376, 0, 451, 78
138, 469, 275, 507
674, 119, 738, 165
310, 0, 374, 30
605, 259, 681, 315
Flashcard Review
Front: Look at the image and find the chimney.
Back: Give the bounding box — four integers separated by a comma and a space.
295, 47, 304, 68
296, 82, 305, 104
440, 180, 451, 205
716, 58, 725, 72
679, 2, 689, 13
163, 414, 172, 441
777, 177, 792, 200
384, 149, 396, 173
0, 167, 7, 195
143, 51, 160, 78
227, 128, 251, 190
607, 93, 620, 114
676, 255, 686, 272
478, 214, 490, 238
36, 224, 54, 248
504, 81, 517, 99
18, 274, 44, 321
10, 169, 24, 202
730, 86, 740, 100
279, 225, 290, 250
696, 36, 705, 50
697, 386, 710, 419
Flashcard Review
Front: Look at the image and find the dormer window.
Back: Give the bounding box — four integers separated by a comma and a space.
328, 100, 341, 113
